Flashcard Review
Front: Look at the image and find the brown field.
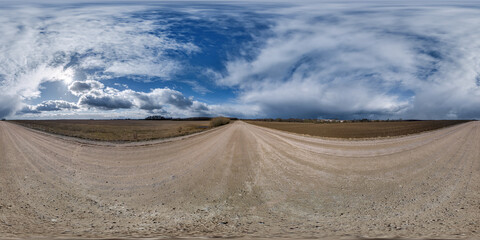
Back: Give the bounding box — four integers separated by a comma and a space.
10, 120, 210, 141
1, 120, 479, 239
247, 120, 470, 138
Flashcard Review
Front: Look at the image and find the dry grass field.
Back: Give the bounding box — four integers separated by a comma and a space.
11, 120, 210, 141
247, 120, 470, 138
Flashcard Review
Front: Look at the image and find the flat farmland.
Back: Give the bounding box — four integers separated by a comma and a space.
10, 120, 210, 141
247, 120, 470, 139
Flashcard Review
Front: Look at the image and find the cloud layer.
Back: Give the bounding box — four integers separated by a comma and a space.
0, 2, 199, 118
18, 79, 212, 118
2, 1, 480, 119
215, 2, 480, 119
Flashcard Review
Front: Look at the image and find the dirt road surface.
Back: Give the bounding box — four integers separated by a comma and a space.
1, 121, 479, 239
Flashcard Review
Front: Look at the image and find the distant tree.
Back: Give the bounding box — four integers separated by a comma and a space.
1, 118, 5, 121
145, 115, 172, 120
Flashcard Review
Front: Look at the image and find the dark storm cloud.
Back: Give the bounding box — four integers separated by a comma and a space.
17, 100, 78, 115
18, 106, 41, 115
0, 95, 22, 118
78, 94, 134, 110
36, 100, 79, 111
134, 89, 193, 111
75, 87, 203, 116
68, 80, 104, 95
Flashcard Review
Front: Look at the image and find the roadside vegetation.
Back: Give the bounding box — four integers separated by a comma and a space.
209, 117, 231, 128
247, 120, 470, 139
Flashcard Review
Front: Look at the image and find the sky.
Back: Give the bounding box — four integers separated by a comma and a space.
1, 1, 480, 120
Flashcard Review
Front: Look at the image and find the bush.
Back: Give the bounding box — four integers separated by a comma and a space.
1, 118, 5, 121
209, 117, 230, 128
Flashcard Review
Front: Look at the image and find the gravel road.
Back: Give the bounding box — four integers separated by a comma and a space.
0, 121, 479, 239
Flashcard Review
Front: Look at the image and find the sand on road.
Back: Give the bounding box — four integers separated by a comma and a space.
0, 121, 479, 239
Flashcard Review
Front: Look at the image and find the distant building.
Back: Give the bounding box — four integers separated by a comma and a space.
318, 119, 344, 123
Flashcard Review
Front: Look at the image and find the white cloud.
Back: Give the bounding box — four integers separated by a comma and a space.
182, 80, 212, 95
